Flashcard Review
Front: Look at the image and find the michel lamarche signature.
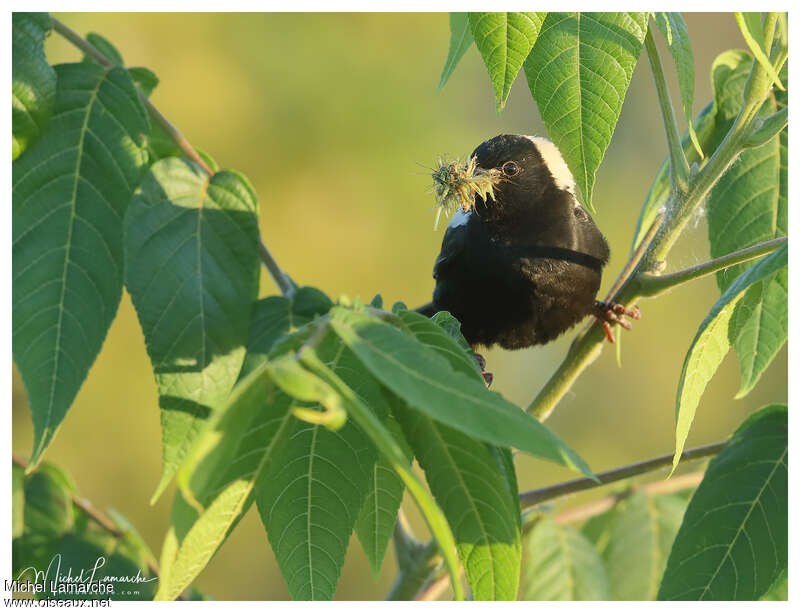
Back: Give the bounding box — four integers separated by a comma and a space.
9, 554, 157, 595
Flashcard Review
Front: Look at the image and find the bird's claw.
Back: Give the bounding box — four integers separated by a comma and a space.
593, 300, 641, 344
472, 352, 493, 387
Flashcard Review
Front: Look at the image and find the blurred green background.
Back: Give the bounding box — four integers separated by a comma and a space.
12, 13, 787, 600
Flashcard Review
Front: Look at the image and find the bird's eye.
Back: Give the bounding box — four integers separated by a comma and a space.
502, 161, 520, 177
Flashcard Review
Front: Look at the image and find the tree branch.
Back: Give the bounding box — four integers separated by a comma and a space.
519, 440, 725, 510
51, 16, 295, 298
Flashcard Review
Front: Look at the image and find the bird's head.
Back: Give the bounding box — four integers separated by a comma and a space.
468, 134, 577, 224
430, 134, 579, 231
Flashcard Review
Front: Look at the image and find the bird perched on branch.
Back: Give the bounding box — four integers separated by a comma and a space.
418, 134, 638, 382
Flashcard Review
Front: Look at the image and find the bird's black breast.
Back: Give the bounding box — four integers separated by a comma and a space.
432, 209, 607, 349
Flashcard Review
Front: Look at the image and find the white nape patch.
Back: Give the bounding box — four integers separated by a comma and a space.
523, 136, 576, 194
448, 208, 471, 228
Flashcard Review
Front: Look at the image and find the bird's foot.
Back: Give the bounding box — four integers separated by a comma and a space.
473, 353, 493, 387
593, 300, 641, 343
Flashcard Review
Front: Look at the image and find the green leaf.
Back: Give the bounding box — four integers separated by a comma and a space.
708, 65, 787, 398
728, 267, 787, 398
256, 334, 386, 600
154, 366, 293, 601
291, 285, 334, 322
84, 32, 125, 66
673, 245, 787, 468
238, 296, 291, 380
14, 462, 159, 601
129, 67, 160, 97
12, 12, 56, 160
396, 309, 482, 379
605, 493, 687, 600
659, 405, 787, 600
22, 463, 76, 545
468, 12, 545, 110
13, 63, 150, 467
653, 13, 703, 157
124, 158, 261, 501
79, 31, 159, 98
355, 415, 411, 578
524, 12, 648, 210
431, 310, 473, 355
299, 349, 465, 601
392, 398, 521, 600
237, 287, 333, 382
329, 307, 592, 477
438, 13, 474, 91
734, 13, 784, 90
581, 509, 615, 555
522, 515, 609, 600
391, 308, 521, 599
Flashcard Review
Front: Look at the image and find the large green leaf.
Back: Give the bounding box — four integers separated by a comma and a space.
674, 242, 787, 469
13, 63, 150, 467
256, 333, 386, 600
653, 12, 702, 157
12, 12, 56, 160
355, 414, 411, 578
659, 405, 787, 600
294, 346, 466, 601
328, 307, 592, 477
124, 158, 261, 501
522, 516, 609, 600
605, 493, 687, 600
154, 366, 293, 601
392, 398, 521, 600
707, 66, 787, 398
438, 13, 474, 91
394, 307, 521, 599
468, 12, 546, 110
523, 12, 648, 210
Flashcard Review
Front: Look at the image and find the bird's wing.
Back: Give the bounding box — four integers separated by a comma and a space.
433, 222, 469, 279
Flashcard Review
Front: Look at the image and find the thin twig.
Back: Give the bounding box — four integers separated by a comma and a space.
519, 441, 725, 510
51, 16, 295, 298
636, 237, 787, 297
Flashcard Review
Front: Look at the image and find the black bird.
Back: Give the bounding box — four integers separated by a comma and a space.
419, 134, 638, 373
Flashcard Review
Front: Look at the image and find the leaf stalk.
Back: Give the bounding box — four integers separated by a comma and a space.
644, 26, 690, 193
635, 237, 787, 297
